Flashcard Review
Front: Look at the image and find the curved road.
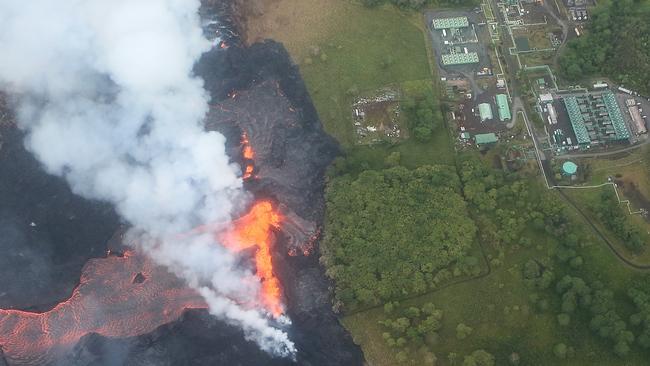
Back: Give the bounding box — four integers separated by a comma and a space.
556, 189, 650, 270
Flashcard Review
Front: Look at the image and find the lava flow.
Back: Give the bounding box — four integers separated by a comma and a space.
0, 252, 206, 365
241, 131, 255, 179
219, 200, 283, 318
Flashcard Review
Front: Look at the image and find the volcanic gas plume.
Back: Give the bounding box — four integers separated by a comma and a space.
0, 0, 294, 358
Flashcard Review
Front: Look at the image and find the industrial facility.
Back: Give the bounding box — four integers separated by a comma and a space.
432, 16, 469, 29
563, 91, 630, 146
431, 15, 480, 66
441, 52, 479, 65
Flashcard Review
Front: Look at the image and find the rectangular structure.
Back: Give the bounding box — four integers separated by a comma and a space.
602, 91, 630, 140
496, 94, 511, 121
475, 133, 498, 145
432, 17, 469, 30
441, 52, 479, 65
628, 105, 646, 134
563, 91, 631, 146
563, 96, 591, 144
478, 103, 493, 121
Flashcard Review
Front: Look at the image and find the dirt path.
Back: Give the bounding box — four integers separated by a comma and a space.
557, 189, 650, 270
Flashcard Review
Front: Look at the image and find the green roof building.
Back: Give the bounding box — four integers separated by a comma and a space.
475, 133, 498, 145
441, 52, 479, 65
562, 161, 578, 175
563, 96, 591, 145
563, 91, 631, 146
496, 94, 511, 121
478, 103, 493, 121
432, 17, 469, 30
603, 91, 630, 140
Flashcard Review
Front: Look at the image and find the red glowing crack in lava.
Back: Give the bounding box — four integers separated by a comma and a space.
0, 134, 286, 364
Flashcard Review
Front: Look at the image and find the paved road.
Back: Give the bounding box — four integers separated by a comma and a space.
556, 138, 650, 158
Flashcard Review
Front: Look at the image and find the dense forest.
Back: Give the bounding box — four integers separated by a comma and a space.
321, 165, 476, 310
559, 0, 650, 94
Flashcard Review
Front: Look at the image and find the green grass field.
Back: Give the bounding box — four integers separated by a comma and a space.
298, 5, 432, 147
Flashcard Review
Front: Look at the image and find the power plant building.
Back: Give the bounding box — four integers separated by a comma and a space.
432, 17, 469, 30
562, 91, 630, 146
441, 52, 479, 65
496, 94, 511, 121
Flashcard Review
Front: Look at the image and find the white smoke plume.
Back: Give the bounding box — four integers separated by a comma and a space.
0, 0, 295, 357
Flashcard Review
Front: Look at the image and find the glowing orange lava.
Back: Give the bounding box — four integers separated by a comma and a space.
0, 252, 206, 365
241, 132, 255, 179
220, 201, 283, 317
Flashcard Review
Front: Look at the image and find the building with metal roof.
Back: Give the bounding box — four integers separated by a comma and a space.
475, 133, 498, 145
563, 96, 590, 144
478, 103, 493, 121
562, 161, 578, 175
496, 94, 511, 121
441, 52, 479, 65
432, 17, 469, 30
562, 91, 631, 146
602, 91, 630, 140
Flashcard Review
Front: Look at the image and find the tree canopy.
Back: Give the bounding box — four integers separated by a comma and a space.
322, 165, 476, 309
559, 0, 650, 94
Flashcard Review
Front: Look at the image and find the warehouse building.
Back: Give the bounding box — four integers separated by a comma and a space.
626, 99, 646, 135
496, 94, 511, 121
478, 103, 493, 122
475, 133, 498, 146
562, 91, 630, 146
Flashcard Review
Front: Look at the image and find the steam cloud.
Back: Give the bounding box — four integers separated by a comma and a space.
0, 0, 295, 357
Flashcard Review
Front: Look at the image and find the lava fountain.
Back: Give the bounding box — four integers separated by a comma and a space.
219, 200, 284, 318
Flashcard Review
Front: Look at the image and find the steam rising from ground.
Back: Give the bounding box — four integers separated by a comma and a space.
0, 0, 294, 357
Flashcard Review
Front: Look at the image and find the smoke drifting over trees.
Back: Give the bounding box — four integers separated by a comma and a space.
0, 0, 294, 357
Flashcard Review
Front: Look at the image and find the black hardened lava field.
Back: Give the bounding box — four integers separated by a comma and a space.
0, 2, 363, 366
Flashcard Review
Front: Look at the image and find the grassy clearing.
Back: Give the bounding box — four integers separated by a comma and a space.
562, 187, 650, 266
297, 4, 432, 146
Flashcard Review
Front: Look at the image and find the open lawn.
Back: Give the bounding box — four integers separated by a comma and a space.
562, 187, 650, 266
296, 4, 432, 146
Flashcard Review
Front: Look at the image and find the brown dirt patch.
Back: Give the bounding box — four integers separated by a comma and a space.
233, 0, 344, 59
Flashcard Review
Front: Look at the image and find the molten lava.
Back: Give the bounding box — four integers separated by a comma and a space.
0, 252, 206, 365
241, 132, 255, 179
220, 201, 283, 317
